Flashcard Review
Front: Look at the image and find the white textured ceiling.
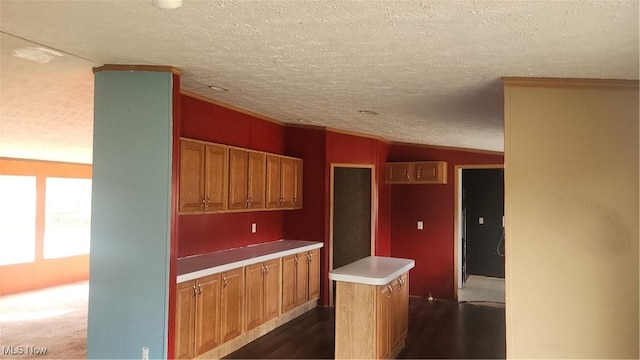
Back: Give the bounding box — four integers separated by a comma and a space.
1, 1, 638, 164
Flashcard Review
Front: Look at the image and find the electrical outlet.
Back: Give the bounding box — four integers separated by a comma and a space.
479, 217, 484, 225
142, 347, 149, 360
417, 221, 423, 230
251, 223, 257, 233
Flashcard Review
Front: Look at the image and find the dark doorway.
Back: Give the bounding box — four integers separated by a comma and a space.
463, 169, 504, 279
332, 167, 372, 270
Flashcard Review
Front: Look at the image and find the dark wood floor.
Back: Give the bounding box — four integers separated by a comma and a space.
225, 298, 505, 359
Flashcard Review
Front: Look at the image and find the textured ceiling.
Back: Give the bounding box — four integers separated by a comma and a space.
1, 1, 638, 164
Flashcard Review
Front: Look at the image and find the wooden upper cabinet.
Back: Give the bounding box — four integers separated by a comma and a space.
385, 161, 447, 184
204, 145, 228, 211
247, 151, 266, 209
179, 139, 228, 213
229, 149, 266, 210
414, 162, 446, 184
229, 149, 249, 210
292, 158, 303, 209
180, 141, 206, 212
266, 155, 282, 209
181, 137, 301, 213
266, 156, 303, 209
385, 162, 412, 184
280, 157, 295, 208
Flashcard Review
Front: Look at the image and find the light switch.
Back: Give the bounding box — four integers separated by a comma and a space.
479, 217, 484, 225
251, 223, 257, 233
417, 221, 423, 230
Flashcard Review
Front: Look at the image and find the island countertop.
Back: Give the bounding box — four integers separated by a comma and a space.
329, 256, 415, 285
177, 240, 323, 283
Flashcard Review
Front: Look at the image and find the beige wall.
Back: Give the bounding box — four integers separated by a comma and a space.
504, 81, 639, 358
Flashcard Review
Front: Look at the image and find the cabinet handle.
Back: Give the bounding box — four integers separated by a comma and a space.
192, 285, 197, 298
205, 195, 210, 209
294, 256, 299, 265
416, 168, 422, 179
387, 284, 393, 297
307, 253, 312, 263
397, 278, 403, 290
405, 171, 410, 180
264, 265, 269, 275
200, 195, 206, 209
293, 197, 297, 204
222, 276, 227, 288
198, 284, 202, 296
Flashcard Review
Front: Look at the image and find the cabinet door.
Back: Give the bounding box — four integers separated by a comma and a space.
263, 258, 281, 322
385, 163, 412, 184
175, 281, 196, 359
281, 254, 297, 313
414, 161, 447, 184
204, 144, 228, 211
377, 283, 392, 359
180, 140, 206, 212
307, 249, 320, 300
265, 155, 282, 209
195, 274, 221, 356
292, 158, 303, 209
220, 268, 244, 343
279, 157, 295, 208
247, 151, 266, 209
229, 149, 249, 210
244, 263, 265, 331
398, 273, 409, 339
295, 253, 309, 306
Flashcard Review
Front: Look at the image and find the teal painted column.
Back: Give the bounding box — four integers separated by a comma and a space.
88, 70, 173, 359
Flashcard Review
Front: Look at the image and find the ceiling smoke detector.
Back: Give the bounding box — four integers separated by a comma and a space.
12, 47, 63, 64
152, 0, 182, 9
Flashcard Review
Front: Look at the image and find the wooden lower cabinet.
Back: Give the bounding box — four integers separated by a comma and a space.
175, 270, 244, 359
282, 249, 320, 313
245, 259, 281, 331
175, 281, 196, 359
175, 251, 320, 358
335, 272, 409, 359
220, 268, 244, 343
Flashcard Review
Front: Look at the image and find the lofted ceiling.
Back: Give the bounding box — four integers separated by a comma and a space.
1, 0, 638, 164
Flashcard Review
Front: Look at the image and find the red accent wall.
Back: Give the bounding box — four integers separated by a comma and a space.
388, 144, 504, 300
177, 95, 285, 257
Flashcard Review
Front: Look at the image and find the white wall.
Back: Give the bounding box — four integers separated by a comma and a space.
504, 80, 639, 358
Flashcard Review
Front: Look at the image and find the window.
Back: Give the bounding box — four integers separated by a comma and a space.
0, 175, 36, 265
44, 178, 92, 259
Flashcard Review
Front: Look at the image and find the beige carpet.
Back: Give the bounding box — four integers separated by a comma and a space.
458, 275, 505, 305
0, 281, 87, 359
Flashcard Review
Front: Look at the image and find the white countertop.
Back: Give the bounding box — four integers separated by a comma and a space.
328, 256, 415, 285
177, 240, 323, 283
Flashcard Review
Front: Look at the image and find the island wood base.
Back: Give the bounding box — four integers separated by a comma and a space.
334, 272, 409, 359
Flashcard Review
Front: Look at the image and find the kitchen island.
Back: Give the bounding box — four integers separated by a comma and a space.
329, 256, 415, 359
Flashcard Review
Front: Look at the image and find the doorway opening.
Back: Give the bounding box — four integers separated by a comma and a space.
329, 164, 375, 306
454, 165, 504, 303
